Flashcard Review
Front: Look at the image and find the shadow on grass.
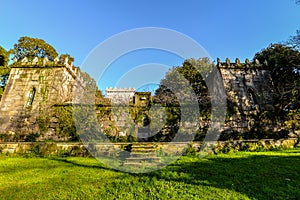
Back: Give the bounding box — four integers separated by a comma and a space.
142, 153, 300, 199
49, 157, 121, 172
48, 151, 300, 199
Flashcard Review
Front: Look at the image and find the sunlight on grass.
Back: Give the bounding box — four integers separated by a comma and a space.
0, 149, 299, 199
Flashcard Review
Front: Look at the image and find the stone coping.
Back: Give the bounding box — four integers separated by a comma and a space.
0, 138, 297, 145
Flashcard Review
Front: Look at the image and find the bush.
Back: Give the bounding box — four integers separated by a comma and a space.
54, 106, 78, 141
183, 143, 197, 156
24, 133, 40, 142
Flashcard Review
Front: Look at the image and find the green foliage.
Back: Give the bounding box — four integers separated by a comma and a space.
37, 113, 50, 133
226, 99, 238, 120
11, 36, 58, 61
24, 133, 40, 142
0, 133, 40, 142
182, 143, 197, 156
0, 45, 9, 67
0, 133, 10, 142
29, 145, 44, 157
287, 29, 300, 51
155, 58, 212, 106
0, 46, 10, 98
154, 58, 213, 141
219, 130, 244, 141
254, 43, 300, 111
213, 139, 297, 154
285, 109, 300, 140
54, 106, 78, 141
74, 104, 105, 142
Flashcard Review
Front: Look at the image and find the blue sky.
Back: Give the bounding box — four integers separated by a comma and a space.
1, 0, 300, 92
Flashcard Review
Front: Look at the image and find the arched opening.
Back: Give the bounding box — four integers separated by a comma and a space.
27, 88, 36, 106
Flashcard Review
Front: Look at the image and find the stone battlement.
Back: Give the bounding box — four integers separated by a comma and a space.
11, 56, 78, 76
106, 87, 136, 104
217, 58, 274, 133
217, 58, 265, 69
0, 56, 277, 140
106, 87, 135, 92
0, 56, 81, 135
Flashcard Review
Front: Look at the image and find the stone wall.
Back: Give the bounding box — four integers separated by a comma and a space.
0, 62, 79, 138
217, 58, 275, 133
0, 139, 298, 156
106, 88, 135, 104
0, 57, 285, 141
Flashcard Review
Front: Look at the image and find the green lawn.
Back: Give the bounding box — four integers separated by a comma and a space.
0, 149, 300, 200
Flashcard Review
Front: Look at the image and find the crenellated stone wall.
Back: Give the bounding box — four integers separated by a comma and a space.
0, 58, 80, 138
0, 57, 281, 141
217, 58, 275, 133
106, 87, 135, 104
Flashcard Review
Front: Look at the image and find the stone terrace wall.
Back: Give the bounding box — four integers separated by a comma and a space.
0, 139, 298, 156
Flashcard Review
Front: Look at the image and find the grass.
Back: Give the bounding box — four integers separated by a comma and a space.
0, 149, 300, 199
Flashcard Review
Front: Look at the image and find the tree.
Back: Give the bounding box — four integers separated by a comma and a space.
0, 46, 9, 67
287, 30, 300, 51
155, 58, 213, 107
11, 36, 58, 61
0, 46, 10, 99
154, 58, 214, 141
253, 44, 300, 111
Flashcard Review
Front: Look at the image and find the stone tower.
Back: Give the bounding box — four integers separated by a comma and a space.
0, 57, 79, 137
217, 58, 274, 133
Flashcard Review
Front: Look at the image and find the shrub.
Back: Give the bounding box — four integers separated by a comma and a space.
24, 133, 40, 142
183, 143, 197, 156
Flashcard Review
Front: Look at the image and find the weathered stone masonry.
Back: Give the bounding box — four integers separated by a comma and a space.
217, 58, 274, 133
0, 58, 79, 138
0, 57, 276, 140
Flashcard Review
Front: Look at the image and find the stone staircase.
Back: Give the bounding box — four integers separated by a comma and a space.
123, 143, 161, 167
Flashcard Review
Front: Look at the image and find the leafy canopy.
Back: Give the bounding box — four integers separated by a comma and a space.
287, 30, 300, 51
0, 46, 9, 67
11, 36, 58, 61
254, 43, 300, 110
0, 46, 10, 98
155, 57, 213, 106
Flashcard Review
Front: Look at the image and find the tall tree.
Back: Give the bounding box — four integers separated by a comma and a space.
155, 57, 213, 107
253, 43, 300, 111
11, 36, 58, 61
287, 30, 300, 51
0, 46, 10, 99
0, 46, 9, 67
154, 58, 214, 141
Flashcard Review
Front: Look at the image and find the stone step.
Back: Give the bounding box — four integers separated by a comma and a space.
125, 157, 161, 163
130, 149, 156, 154
123, 162, 143, 166
123, 162, 160, 167
131, 145, 156, 149
123, 143, 161, 167
130, 152, 157, 157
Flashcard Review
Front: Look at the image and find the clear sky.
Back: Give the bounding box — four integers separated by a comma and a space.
1, 0, 300, 92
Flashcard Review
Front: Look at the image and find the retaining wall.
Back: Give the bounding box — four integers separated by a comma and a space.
0, 139, 298, 156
